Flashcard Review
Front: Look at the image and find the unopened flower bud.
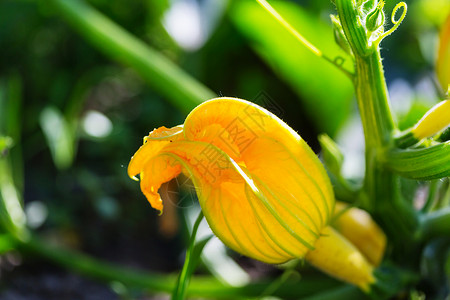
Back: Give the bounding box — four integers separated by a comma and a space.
331, 15, 352, 55
411, 100, 450, 140
333, 202, 386, 266
366, 0, 385, 32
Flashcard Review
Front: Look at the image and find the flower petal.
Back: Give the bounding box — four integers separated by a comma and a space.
128, 126, 183, 178
140, 155, 181, 212
243, 136, 331, 231
183, 97, 334, 223
143, 140, 287, 261
151, 140, 322, 263
131, 98, 335, 263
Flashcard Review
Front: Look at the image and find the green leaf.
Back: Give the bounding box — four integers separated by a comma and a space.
0, 76, 27, 238
0, 136, 13, 157
302, 285, 367, 300
0, 234, 16, 254
420, 207, 450, 241
18, 234, 341, 298
230, 1, 354, 136
39, 106, 75, 170
397, 101, 436, 131
383, 142, 450, 180
0, 75, 24, 192
0, 158, 27, 238
46, 0, 216, 113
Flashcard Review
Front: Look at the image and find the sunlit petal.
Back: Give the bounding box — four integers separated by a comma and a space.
130, 98, 335, 263
140, 155, 181, 212
184, 98, 334, 221
128, 125, 183, 178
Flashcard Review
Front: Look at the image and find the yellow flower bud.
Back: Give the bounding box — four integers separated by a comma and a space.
129, 98, 375, 290
306, 227, 375, 292
411, 100, 450, 140
332, 202, 386, 266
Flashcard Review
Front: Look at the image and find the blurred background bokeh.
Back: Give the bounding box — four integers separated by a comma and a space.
0, 0, 449, 299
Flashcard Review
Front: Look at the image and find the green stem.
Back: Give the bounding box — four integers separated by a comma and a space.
256, 0, 353, 78
394, 131, 419, 149
354, 51, 395, 148
335, 0, 368, 58
336, 0, 396, 148
337, 0, 396, 212
21, 236, 175, 291
45, 0, 216, 113
302, 285, 367, 300
356, 51, 419, 257
259, 262, 300, 297
418, 207, 450, 241
172, 211, 204, 300
353, 47, 397, 220
421, 180, 439, 212
336, 1, 419, 258
15, 234, 340, 298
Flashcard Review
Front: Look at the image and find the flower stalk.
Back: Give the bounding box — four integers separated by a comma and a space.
334, 0, 422, 266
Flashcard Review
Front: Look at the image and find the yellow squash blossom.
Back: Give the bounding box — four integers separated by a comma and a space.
129, 97, 374, 290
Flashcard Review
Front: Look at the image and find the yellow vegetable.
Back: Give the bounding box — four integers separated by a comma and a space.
333, 202, 387, 266
411, 100, 450, 140
306, 227, 375, 291
129, 97, 375, 290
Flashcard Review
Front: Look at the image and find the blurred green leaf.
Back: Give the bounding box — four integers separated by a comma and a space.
230, 1, 354, 136
39, 106, 75, 170
0, 77, 22, 141
0, 157, 27, 239
18, 234, 341, 299
411, 0, 450, 28
0, 136, 13, 157
0, 75, 27, 238
0, 234, 16, 254
0, 76, 24, 192
46, 0, 216, 113
397, 101, 433, 131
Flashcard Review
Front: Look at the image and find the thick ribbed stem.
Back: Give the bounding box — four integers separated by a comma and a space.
336, 0, 419, 262
354, 51, 394, 148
